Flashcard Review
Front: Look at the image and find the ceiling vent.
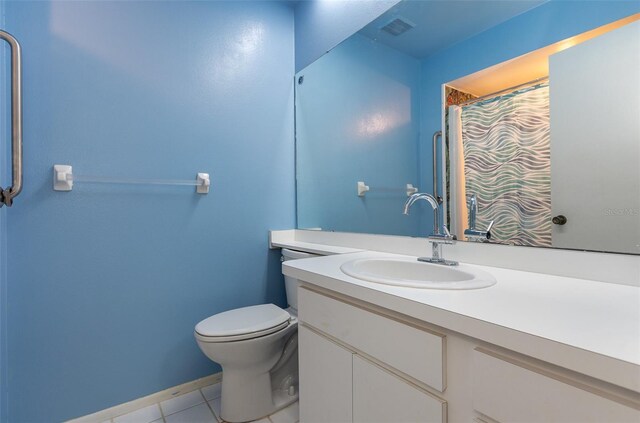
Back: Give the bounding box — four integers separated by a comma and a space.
380, 17, 416, 36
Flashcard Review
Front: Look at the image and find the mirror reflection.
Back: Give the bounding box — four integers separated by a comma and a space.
295, 1, 639, 254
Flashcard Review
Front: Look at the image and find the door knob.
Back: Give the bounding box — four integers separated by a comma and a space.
552, 215, 567, 225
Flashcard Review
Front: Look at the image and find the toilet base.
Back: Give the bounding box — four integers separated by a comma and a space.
216, 326, 299, 422
271, 387, 299, 417
220, 374, 298, 423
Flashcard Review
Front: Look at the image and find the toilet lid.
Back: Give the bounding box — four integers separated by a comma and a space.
195, 304, 290, 339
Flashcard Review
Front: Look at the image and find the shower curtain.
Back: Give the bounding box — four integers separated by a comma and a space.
453, 83, 551, 247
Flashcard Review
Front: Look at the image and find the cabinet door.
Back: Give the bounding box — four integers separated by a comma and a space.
299, 325, 353, 423
473, 348, 640, 422
353, 355, 447, 423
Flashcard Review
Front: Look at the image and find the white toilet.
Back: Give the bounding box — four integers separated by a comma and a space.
194, 248, 318, 422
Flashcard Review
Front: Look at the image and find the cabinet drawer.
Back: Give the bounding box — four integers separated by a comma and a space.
353, 355, 446, 423
299, 287, 445, 391
472, 348, 640, 422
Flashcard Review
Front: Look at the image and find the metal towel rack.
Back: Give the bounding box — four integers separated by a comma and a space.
0, 30, 22, 207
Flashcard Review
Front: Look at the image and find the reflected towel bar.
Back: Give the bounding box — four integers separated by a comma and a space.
357, 181, 418, 197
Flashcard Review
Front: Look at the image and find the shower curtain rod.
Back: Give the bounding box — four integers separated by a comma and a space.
457, 76, 549, 107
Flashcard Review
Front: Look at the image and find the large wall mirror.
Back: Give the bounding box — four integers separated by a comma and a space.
295, 0, 640, 255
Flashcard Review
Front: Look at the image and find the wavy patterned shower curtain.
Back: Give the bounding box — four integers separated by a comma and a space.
460, 83, 551, 247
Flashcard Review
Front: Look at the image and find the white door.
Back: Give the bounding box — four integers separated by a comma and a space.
299, 325, 353, 423
549, 21, 640, 253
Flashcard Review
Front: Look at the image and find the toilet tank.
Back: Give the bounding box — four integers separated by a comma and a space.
281, 248, 320, 311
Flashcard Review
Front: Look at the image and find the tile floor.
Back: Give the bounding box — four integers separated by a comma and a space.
105, 382, 299, 423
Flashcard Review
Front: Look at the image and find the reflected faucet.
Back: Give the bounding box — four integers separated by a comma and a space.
464, 194, 494, 242
469, 194, 478, 230
403, 193, 458, 266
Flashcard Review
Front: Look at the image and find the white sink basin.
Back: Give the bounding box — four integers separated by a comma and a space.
340, 258, 497, 290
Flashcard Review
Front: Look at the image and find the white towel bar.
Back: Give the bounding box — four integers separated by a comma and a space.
53, 165, 210, 194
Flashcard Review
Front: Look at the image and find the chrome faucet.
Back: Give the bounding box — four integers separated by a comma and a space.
403, 193, 458, 266
464, 194, 494, 242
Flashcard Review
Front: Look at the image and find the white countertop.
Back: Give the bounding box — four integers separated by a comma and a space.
271, 239, 363, 256
283, 251, 640, 392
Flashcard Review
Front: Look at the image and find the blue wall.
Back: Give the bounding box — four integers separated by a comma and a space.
3, 1, 295, 421
419, 0, 640, 218
0, 204, 5, 423
0, 0, 9, 420
294, 0, 400, 72
296, 34, 422, 236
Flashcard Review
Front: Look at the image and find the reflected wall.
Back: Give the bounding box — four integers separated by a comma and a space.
296, 0, 640, 254
296, 34, 422, 236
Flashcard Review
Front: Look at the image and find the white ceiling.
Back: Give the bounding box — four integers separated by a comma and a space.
359, 0, 547, 59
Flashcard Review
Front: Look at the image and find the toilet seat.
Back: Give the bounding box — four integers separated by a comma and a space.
195, 304, 291, 343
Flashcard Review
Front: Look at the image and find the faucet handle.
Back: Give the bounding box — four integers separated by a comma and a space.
486, 220, 494, 232
463, 219, 494, 242
485, 220, 494, 240
442, 225, 456, 241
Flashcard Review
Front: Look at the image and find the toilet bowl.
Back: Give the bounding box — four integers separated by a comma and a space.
194, 249, 318, 422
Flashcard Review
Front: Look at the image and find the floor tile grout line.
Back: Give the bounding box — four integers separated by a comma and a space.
200, 383, 222, 403
158, 400, 167, 422
203, 397, 220, 422
196, 388, 207, 406
162, 398, 217, 423
111, 386, 295, 423
159, 387, 210, 420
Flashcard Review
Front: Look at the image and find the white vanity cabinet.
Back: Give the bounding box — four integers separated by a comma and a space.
299, 325, 447, 423
298, 287, 448, 423
297, 285, 640, 423
472, 348, 640, 422
298, 286, 446, 390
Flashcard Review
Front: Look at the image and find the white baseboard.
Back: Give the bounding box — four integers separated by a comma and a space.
67, 372, 222, 423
